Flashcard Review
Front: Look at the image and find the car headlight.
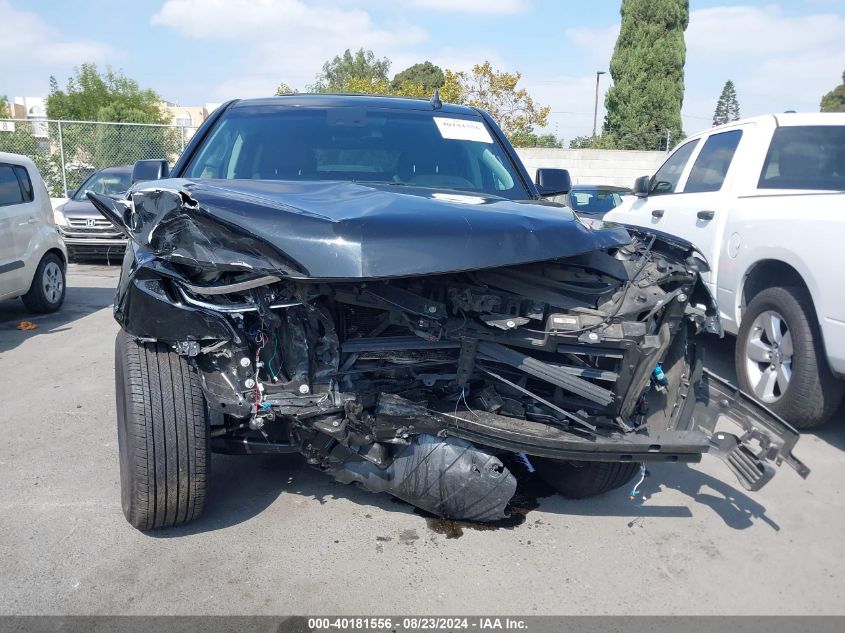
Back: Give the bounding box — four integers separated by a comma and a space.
53, 206, 69, 227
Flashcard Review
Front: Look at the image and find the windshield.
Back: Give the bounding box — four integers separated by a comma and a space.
567, 188, 625, 213
184, 105, 529, 199
74, 170, 131, 200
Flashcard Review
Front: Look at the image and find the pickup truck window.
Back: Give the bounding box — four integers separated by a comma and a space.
650, 139, 699, 195
185, 106, 530, 200
684, 130, 743, 193
758, 125, 845, 191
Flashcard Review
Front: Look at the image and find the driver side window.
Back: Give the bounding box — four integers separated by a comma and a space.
650, 139, 699, 195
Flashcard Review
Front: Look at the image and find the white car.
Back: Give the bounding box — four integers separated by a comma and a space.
606, 112, 845, 428
0, 152, 68, 313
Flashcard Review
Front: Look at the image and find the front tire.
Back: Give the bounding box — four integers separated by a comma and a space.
531, 459, 640, 499
115, 330, 209, 530
736, 286, 843, 429
21, 253, 65, 313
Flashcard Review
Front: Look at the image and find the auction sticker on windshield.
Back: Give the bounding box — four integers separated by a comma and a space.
434, 117, 493, 143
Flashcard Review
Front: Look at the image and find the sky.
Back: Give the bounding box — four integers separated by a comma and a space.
2, 0, 845, 142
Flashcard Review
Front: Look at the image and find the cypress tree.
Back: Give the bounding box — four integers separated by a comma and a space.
713, 80, 740, 126
602, 0, 689, 150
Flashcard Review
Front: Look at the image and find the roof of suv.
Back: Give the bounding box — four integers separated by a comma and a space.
230, 93, 481, 116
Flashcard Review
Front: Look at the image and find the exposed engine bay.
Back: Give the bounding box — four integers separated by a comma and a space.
86, 96, 810, 531
122, 227, 750, 521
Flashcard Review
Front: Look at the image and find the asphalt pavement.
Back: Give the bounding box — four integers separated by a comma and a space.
1, 263, 843, 615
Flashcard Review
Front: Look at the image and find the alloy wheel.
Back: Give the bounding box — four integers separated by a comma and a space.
43, 261, 63, 304
744, 310, 793, 403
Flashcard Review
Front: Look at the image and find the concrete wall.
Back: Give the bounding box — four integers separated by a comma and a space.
515, 148, 667, 188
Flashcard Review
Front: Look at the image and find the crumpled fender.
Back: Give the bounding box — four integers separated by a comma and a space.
87, 188, 304, 277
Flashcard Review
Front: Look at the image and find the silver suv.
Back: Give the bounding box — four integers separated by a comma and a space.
54, 165, 130, 261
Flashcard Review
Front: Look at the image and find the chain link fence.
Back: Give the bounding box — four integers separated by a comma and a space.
0, 118, 196, 198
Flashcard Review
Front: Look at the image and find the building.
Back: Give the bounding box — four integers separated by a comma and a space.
11, 96, 48, 137
158, 101, 220, 129
5, 96, 219, 133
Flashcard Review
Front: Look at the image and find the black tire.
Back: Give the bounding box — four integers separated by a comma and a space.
736, 286, 844, 429
531, 458, 640, 499
115, 330, 209, 530
21, 252, 65, 313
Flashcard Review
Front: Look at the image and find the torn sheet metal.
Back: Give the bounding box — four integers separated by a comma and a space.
88, 187, 303, 276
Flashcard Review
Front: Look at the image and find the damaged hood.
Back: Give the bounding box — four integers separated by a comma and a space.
90, 178, 632, 280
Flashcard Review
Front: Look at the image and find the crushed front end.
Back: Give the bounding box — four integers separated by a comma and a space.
100, 188, 808, 522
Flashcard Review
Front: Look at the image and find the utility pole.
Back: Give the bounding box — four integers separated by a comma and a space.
57, 120, 68, 198
592, 71, 606, 147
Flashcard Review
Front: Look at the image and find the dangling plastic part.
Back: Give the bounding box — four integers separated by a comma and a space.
630, 463, 648, 500
653, 363, 668, 386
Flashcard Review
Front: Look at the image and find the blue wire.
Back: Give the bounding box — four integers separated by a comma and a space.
266, 329, 280, 379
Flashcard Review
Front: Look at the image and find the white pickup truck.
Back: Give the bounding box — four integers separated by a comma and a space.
605, 113, 845, 428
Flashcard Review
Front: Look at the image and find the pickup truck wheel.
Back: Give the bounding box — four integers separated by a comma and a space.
736, 286, 844, 429
531, 458, 639, 499
21, 253, 65, 313
115, 330, 209, 530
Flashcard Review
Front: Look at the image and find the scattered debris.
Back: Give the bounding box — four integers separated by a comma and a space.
398, 529, 420, 545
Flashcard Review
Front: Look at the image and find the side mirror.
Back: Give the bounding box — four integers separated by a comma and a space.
535, 168, 571, 197
633, 175, 651, 198
132, 159, 169, 184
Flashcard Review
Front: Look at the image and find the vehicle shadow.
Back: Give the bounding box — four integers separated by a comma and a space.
701, 334, 738, 382
148, 452, 415, 538
150, 452, 778, 537
530, 462, 778, 531
0, 284, 115, 355
808, 401, 845, 451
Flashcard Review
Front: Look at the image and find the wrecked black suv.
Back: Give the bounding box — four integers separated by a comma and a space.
90, 95, 808, 531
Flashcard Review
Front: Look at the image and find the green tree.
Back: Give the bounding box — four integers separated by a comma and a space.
603, 0, 689, 150
274, 82, 299, 96
306, 52, 446, 98
391, 62, 444, 92
450, 62, 550, 137
45, 64, 176, 193
820, 70, 845, 112
337, 76, 430, 98
569, 135, 593, 149
713, 80, 740, 126
47, 63, 169, 124
509, 129, 563, 148
0, 95, 10, 118
92, 103, 180, 170
310, 49, 391, 93
301, 55, 549, 140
